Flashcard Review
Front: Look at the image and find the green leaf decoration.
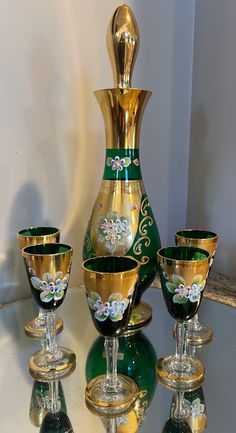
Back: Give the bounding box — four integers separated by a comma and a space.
40, 291, 54, 302
95, 312, 107, 321
63, 274, 70, 283
110, 313, 123, 322
108, 293, 122, 303
54, 271, 63, 281
42, 273, 53, 283
89, 292, 101, 303
192, 275, 202, 285
122, 157, 131, 168
54, 289, 64, 300
98, 216, 106, 224
166, 282, 176, 293
173, 294, 188, 304
87, 297, 95, 309
30, 277, 42, 290
120, 216, 131, 224
106, 157, 113, 166
172, 274, 185, 287
107, 211, 118, 221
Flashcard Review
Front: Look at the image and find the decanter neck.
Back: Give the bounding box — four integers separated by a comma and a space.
94, 88, 151, 150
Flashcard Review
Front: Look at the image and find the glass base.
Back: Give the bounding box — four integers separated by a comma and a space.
156, 355, 205, 391
187, 322, 213, 346
29, 347, 76, 381
126, 301, 152, 333
85, 374, 138, 415
24, 316, 64, 339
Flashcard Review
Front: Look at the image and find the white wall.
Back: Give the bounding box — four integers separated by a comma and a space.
188, 0, 236, 278
0, 0, 195, 303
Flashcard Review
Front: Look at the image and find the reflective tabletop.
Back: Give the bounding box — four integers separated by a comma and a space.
0, 287, 235, 432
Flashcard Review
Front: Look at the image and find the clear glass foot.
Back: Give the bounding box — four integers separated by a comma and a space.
85, 374, 138, 415
156, 355, 205, 391
187, 315, 213, 346
29, 347, 76, 382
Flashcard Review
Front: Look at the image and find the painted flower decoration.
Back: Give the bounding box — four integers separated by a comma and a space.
30, 271, 69, 303
96, 211, 131, 250
133, 158, 140, 166
106, 156, 131, 171
188, 283, 204, 302
190, 398, 205, 418
163, 273, 205, 304
87, 292, 130, 322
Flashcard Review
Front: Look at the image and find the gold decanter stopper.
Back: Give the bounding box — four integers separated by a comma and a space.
108, 4, 140, 89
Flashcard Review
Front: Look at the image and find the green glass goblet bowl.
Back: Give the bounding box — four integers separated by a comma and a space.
156, 246, 210, 391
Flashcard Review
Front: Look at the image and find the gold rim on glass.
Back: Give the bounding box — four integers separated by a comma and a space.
22, 243, 73, 259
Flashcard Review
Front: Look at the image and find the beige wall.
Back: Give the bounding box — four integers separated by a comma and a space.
0, 1, 195, 303
188, 0, 236, 277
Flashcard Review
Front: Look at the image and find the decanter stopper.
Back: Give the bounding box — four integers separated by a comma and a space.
107, 4, 140, 89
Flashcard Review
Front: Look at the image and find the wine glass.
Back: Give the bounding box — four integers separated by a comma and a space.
86, 331, 157, 428
156, 246, 210, 390
82, 256, 139, 414
22, 243, 76, 381
175, 229, 218, 344
17, 226, 63, 338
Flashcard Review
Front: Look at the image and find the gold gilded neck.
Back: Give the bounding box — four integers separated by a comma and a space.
95, 5, 151, 150
95, 88, 151, 149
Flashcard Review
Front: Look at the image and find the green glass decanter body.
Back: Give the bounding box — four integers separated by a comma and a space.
83, 89, 161, 306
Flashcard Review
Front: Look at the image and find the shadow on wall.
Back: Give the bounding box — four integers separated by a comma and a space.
62, 71, 104, 286
0, 182, 47, 305
22, 32, 103, 289
20, 34, 101, 290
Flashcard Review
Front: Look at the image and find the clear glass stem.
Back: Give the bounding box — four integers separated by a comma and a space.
38, 308, 46, 326
44, 311, 58, 359
175, 321, 187, 362
41, 337, 47, 351
188, 314, 201, 331
107, 418, 117, 433
49, 381, 59, 414
103, 337, 119, 392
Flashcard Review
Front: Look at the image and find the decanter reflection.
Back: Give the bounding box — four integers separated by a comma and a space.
86, 330, 157, 428
29, 380, 67, 427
